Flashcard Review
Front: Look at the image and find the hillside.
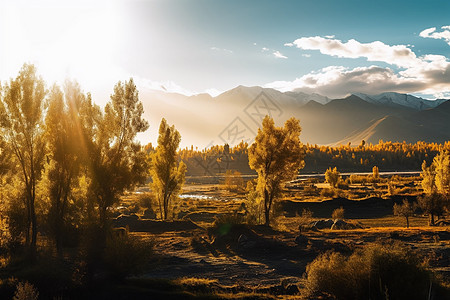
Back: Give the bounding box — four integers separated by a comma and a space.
139, 85, 450, 147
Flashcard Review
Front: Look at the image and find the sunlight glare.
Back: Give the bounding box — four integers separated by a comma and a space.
1, 0, 125, 105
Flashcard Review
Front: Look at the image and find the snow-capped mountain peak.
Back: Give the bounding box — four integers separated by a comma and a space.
352, 92, 447, 110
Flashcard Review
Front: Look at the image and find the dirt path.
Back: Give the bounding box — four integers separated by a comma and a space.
137, 230, 303, 288
133, 226, 450, 290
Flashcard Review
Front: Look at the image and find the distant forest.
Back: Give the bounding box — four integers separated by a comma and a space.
158, 140, 450, 176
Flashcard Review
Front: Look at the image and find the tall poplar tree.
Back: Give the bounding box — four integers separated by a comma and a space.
0, 64, 47, 257
248, 116, 304, 226
150, 118, 186, 220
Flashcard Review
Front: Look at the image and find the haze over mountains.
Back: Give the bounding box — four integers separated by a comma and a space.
138, 85, 450, 148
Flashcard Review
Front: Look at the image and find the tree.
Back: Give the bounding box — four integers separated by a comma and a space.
372, 165, 379, 179
421, 160, 435, 195
44, 81, 89, 255
88, 78, 149, 230
393, 199, 415, 228
418, 193, 444, 226
325, 167, 340, 188
419, 151, 450, 225
150, 118, 186, 219
433, 150, 450, 196
248, 116, 304, 226
0, 64, 47, 257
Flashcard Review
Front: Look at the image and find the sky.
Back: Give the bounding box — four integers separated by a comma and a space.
1, 0, 450, 105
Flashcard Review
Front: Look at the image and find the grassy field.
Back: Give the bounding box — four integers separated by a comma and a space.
103, 175, 450, 298
1, 175, 448, 299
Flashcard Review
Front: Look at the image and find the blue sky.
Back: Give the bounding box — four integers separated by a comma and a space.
1, 0, 450, 101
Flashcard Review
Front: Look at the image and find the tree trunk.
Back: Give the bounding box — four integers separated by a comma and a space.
406, 216, 409, 228
264, 189, 270, 226
429, 214, 435, 226
30, 197, 37, 260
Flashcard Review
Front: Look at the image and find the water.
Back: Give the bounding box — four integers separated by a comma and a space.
179, 194, 215, 200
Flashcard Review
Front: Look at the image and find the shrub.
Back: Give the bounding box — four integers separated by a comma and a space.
138, 192, 153, 211
387, 181, 395, 195
349, 174, 365, 184
245, 189, 264, 225
13, 281, 38, 300
320, 188, 335, 198
331, 207, 345, 220
325, 167, 341, 188
103, 234, 154, 281
298, 208, 314, 225
304, 243, 446, 300
6, 195, 27, 248
210, 212, 244, 235
372, 165, 380, 180
336, 181, 349, 190
224, 170, 245, 192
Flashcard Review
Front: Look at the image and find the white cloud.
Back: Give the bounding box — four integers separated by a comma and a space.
268, 34, 450, 97
273, 51, 288, 59
420, 25, 450, 45
289, 36, 419, 68
302, 54, 311, 58
262, 47, 270, 52
284, 42, 294, 47
265, 65, 428, 98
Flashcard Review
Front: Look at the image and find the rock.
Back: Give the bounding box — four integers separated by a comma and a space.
238, 234, 248, 245
299, 224, 319, 232
113, 214, 140, 228
331, 219, 364, 230
143, 208, 156, 219
129, 213, 140, 220
237, 234, 256, 249
294, 234, 308, 246
331, 219, 347, 230
312, 219, 334, 229
435, 219, 450, 226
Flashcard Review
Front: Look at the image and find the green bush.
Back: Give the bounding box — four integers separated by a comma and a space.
304, 243, 447, 300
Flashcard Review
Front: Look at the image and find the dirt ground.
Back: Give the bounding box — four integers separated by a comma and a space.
115, 180, 450, 297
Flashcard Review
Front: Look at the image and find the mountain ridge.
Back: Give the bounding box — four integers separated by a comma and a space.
140, 85, 449, 147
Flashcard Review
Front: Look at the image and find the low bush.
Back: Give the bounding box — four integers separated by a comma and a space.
209, 212, 244, 237
103, 234, 154, 281
13, 281, 38, 300
320, 188, 344, 198
304, 243, 448, 300
298, 208, 314, 225
331, 207, 345, 220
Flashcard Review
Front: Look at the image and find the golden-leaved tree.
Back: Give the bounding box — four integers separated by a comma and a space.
45, 81, 92, 255
419, 150, 449, 225
248, 116, 304, 226
0, 64, 47, 257
150, 118, 186, 220
88, 78, 149, 230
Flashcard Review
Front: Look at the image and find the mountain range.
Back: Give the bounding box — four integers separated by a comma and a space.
138, 85, 450, 148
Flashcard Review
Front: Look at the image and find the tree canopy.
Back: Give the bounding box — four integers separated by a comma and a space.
248, 116, 304, 226
150, 118, 186, 220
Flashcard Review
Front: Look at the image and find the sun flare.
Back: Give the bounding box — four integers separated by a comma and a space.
1, 0, 124, 102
